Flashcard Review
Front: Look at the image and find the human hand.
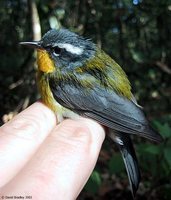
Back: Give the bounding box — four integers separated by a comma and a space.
0, 102, 105, 200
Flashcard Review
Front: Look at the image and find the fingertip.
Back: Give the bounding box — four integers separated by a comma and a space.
24, 102, 57, 125
54, 117, 105, 160
55, 117, 105, 144
76, 118, 105, 157
77, 117, 105, 142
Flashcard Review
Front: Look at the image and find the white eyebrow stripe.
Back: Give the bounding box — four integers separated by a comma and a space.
57, 43, 83, 55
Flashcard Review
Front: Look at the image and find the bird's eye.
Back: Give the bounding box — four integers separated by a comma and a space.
53, 46, 62, 56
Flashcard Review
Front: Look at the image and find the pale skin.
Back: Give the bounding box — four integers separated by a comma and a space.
0, 102, 105, 200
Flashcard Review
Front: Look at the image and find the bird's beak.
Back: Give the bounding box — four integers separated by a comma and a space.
19, 41, 43, 50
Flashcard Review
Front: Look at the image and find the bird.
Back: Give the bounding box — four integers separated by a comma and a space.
20, 28, 163, 197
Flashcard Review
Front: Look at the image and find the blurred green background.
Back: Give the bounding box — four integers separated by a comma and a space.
0, 0, 171, 199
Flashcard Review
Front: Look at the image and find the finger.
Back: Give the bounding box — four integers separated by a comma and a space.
0, 102, 56, 188
1, 118, 105, 200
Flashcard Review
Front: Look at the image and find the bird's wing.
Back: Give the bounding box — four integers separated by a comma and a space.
50, 81, 162, 142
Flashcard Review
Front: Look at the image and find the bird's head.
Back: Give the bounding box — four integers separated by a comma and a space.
20, 29, 96, 74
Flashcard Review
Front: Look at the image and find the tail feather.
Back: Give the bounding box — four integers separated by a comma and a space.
109, 131, 141, 197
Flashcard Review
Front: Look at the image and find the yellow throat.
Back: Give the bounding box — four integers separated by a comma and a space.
36, 50, 58, 112
37, 50, 55, 73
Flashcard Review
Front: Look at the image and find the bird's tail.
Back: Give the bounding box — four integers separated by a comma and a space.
109, 131, 141, 197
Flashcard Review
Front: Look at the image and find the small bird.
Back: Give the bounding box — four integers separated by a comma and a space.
20, 28, 163, 197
